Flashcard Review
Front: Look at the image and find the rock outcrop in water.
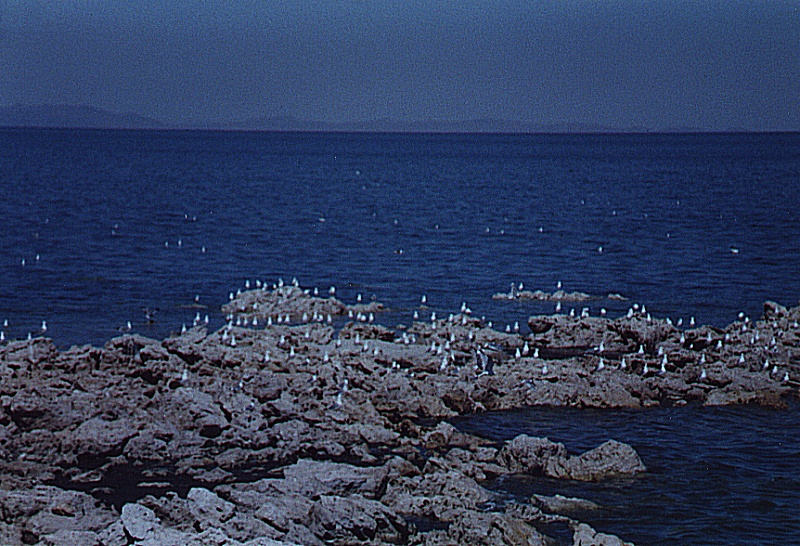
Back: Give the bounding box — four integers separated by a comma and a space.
0, 284, 798, 545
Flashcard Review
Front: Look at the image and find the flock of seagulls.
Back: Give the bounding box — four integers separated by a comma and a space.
0, 270, 795, 387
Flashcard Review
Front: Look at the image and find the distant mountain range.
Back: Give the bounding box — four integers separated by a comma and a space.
0, 104, 164, 130
0, 104, 722, 133
222, 115, 623, 134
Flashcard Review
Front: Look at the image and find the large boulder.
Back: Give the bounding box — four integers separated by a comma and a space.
498, 435, 645, 481
282, 459, 389, 500
307, 495, 410, 544
69, 417, 136, 466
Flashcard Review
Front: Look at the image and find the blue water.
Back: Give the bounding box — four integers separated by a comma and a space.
1, 128, 799, 543
1, 129, 799, 347
452, 404, 800, 545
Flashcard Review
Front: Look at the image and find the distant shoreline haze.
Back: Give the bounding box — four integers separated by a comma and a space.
0, 104, 770, 134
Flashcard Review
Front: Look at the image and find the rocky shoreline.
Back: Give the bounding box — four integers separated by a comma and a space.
1, 282, 798, 545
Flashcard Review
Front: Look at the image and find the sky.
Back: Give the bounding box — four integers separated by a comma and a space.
1, 0, 798, 130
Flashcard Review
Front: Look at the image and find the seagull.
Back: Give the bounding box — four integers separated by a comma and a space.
595, 358, 605, 372
474, 348, 494, 376
700, 368, 707, 381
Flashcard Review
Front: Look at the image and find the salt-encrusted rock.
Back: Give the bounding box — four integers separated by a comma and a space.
307, 495, 410, 544
531, 494, 601, 517
571, 522, 634, 546
495, 289, 593, 302
120, 503, 160, 541
187, 487, 236, 528
763, 300, 789, 320
497, 435, 569, 474
498, 435, 645, 481
69, 417, 136, 465
38, 530, 105, 546
223, 285, 347, 321
282, 459, 389, 500
557, 440, 646, 481
433, 509, 548, 546
0, 337, 58, 367
610, 316, 675, 352
0, 486, 116, 545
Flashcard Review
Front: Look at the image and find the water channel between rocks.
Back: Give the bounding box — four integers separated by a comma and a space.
452, 403, 800, 545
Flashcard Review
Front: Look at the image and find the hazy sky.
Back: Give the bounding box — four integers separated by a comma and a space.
1, 0, 798, 130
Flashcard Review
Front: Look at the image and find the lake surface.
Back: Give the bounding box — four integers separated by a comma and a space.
1, 128, 799, 543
